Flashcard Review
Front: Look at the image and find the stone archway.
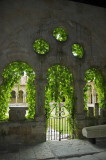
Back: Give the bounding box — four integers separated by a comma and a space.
83, 67, 106, 125
45, 65, 75, 141
10, 90, 16, 103
0, 61, 36, 120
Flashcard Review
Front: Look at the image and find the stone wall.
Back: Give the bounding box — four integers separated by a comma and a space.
0, 0, 106, 143
0, 118, 46, 145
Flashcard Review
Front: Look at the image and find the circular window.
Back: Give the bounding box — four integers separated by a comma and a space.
33, 39, 50, 54
53, 27, 68, 42
72, 44, 84, 58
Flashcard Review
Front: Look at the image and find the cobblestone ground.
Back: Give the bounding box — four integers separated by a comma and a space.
0, 138, 106, 160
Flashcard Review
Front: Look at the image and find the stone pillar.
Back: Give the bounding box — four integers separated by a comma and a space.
74, 79, 86, 116
100, 109, 106, 118
16, 92, 18, 103
35, 77, 47, 142
92, 85, 95, 104
73, 79, 87, 138
95, 103, 99, 117
23, 92, 26, 103
99, 108, 106, 124
99, 70, 106, 124
88, 107, 94, 118
25, 92, 27, 103
100, 69, 106, 105
35, 78, 47, 117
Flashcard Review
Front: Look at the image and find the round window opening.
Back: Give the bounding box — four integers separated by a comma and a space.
33, 39, 50, 54
72, 44, 84, 58
53, 27, 68, 42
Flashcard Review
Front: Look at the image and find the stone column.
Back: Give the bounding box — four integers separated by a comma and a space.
101, 69, 106, 105
35, 78, 47, 117
74, 79, 86, 117
34, 77, 47, 142
92, 85, 95, 104
95, 103, 99, 117
88, 107, 94, 118
99, 108, 106, 124
99, 70, 106, 124
24, 92, 26, 103
16, 92, 18, 103
73, 78, 87, 138
23, 92, 26, 103
93, 89, 97, 103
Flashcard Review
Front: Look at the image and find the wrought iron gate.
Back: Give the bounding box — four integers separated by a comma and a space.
46, 103, 70, 141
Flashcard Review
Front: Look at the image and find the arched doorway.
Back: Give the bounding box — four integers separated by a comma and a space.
0, 62, 36, 120
10, 90, 16, 103
84, 68, 105, 115
45, 65, 74, 141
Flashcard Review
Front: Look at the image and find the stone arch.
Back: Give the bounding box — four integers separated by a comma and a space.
45, 64, 76, 140
0, 61, 36, 119
10, 90, 16, 103
84, 67, 105, 110
0, 51, 36, 76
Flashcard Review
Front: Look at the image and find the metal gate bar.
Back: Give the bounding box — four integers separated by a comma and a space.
47, 116, 70, 141
46, 103, 71, 141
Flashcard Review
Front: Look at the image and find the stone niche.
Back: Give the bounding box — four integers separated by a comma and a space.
9, 106, 28, 121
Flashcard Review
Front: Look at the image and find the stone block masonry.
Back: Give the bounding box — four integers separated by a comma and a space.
0, 120, 46, 144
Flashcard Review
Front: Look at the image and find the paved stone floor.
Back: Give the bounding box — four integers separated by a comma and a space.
0, 138, 106, 160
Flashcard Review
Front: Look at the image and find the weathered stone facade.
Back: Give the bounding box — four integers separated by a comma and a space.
0, 0, 106, 144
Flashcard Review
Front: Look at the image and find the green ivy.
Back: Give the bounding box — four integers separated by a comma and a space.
45, 65, 75, 135
0, 62, 36, 120
72, 44, 84, 58
33, 39, 50, 54
84, 68, 105, 109
53, 27, 68, 42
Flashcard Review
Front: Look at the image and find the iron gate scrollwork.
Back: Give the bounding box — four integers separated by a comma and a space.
47, 102, 70, 141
